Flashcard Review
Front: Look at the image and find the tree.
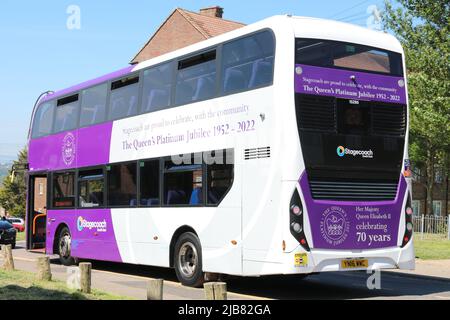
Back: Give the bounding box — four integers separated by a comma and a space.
0, 147, 28, 218
383, 0, 450, 215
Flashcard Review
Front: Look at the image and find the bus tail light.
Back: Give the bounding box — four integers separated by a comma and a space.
290, 188, 310, 251
401, 195, 413, 247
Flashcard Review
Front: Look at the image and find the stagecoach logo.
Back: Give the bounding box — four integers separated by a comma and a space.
62, 133, 76, 165
336, 145, 373, 159
77, 216, 107, 232
320, 206, 350, 246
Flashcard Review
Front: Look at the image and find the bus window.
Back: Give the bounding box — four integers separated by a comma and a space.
221, 31, 275, 94
295, 39, 403, 76
163, 160, 203, 206
32, 101, 55, 138
54, 94, 79, 133
109, 76, 140, 120
78, 169, 104, 208
52, 172, 75, 208
139, 160, 160, 206
107, 162, 137, 207
141, 62, 173, 113
80, 83, 108, 127
206, 149, 234, 205
175, 50, 217, 105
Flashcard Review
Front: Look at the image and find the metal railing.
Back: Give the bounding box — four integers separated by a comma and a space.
413, 215, 450, 240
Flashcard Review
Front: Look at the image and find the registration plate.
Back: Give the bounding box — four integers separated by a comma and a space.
341, 259, 368, 269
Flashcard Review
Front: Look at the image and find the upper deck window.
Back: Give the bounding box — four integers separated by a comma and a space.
141, 62, 173, 113
221, 30, 275, 94
32, 101, 55, 138
54, 94, 79, 133
175, 50, 217, 105
109, 75, 140, 120
295, 39, 403, 76
80, 83, 108, 127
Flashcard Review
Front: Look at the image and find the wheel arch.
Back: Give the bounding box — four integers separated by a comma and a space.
169, 225, 199, 267
52, 223, 69, 255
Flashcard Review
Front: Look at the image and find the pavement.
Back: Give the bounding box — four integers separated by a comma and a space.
388, 259, 450, 281
2, 241, 450, 300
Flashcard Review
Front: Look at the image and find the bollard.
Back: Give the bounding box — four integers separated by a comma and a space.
147, 279, 164, 300
447, 215, 450, 240
420, 215, 424, 240
204, 282, 227, 300
36, 256, 52, 281
79, 262, 92, 294
1, 244, 14, 271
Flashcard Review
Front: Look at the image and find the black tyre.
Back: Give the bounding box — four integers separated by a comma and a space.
174, 232, 204, 287
57, 226, 76, 266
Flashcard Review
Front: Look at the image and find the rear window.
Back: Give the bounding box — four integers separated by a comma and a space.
295, 38, 403, 76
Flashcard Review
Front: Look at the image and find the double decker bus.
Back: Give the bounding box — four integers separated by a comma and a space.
26, 15, 414, 287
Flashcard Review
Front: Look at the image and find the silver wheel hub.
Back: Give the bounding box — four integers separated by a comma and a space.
178, 242, 198, 278
59, 233, 71, 258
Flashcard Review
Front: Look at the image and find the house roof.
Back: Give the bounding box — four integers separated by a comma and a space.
177, 8, 245, 38
131, 8, 245, 64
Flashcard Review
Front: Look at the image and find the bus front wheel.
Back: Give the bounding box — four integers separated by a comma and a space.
174, 232, 204, 287
57, 226, 76, 266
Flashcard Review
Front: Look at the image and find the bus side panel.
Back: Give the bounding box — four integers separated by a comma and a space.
46, 209, 123, 262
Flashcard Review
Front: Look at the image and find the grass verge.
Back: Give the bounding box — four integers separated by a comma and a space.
414, 238, 450, 260
0, 269, 131, 300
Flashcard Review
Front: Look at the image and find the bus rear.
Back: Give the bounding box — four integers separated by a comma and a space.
287, 20, 414, 273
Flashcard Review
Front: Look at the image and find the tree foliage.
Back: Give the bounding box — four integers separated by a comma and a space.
0, 147, 27, 218
383, 0, 450, 214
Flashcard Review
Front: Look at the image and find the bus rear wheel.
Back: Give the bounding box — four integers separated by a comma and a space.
174, 232, 204, 287
57, 226, 76, 266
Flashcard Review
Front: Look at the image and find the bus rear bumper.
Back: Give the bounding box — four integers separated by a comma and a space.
286, 239, 415, 274
241, 240, 414, 276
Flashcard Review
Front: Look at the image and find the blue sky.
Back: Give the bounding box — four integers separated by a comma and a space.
0, 0, 385, 160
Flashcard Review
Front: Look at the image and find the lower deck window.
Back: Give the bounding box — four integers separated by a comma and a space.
139, 160, 160, 206
78, 169, 104, 208
164, 161, 203, 206
107, 162, 137, 206
52, 172, 75, 208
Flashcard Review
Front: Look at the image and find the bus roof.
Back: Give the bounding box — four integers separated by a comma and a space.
39, 15, 403, 103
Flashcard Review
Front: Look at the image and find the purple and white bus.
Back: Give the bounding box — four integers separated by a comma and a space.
26, 15, 414, 287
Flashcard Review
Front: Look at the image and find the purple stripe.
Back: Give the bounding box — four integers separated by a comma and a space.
299, 172, 407, 249
46, 209, 122, 262
29, 122, 113, 172
294, 64, 407, 104
41, 66, 135, 102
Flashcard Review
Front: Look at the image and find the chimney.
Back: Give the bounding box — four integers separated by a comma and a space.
199, 6, 224, 18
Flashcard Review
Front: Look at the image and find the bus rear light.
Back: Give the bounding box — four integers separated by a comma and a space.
401, 195, 413, 248
290, 188, 310, 251
291, 222, 302, 233
291, 205, 302, 216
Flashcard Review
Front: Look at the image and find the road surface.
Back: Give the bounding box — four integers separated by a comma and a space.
2, 241, 450, 300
